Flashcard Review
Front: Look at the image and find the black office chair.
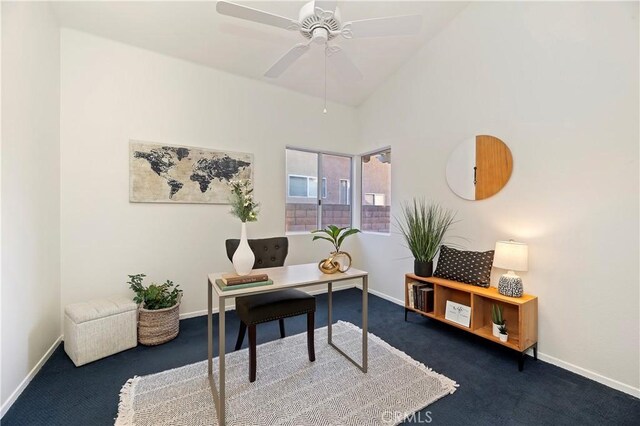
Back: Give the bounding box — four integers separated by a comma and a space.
225, 237, 316, 382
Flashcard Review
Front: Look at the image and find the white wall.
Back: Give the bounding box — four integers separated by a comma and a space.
1, 1, 61, 413
60, 29, 360, 319
357, 2, 639, 395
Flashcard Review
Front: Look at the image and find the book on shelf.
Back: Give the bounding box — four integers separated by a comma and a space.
407, 281, 429, 309
215, 279, 273, 291
220, 273, 269, 286
419, 287, 434, 312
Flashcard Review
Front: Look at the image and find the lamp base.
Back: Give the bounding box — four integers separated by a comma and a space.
498, 274, 523, 297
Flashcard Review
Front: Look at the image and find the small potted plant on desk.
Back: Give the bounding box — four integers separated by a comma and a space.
498, 324, 508, 342
491, 304, 505, 338
312, 225, 360, 274
127, 273, 183, 345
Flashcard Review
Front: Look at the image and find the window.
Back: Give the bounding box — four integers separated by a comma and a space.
339, 179, 350, 205
364, 193, 385, 206
288, 175, 317, 198
286, 148, 353, 233
361, 148, 391, 233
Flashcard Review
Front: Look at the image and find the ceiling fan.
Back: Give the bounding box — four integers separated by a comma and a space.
216, 0, 422, 82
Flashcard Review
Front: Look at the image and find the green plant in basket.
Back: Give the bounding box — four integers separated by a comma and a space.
127, 273, 182, 310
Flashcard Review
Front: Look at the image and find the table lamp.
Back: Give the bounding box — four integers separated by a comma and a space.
493, 240, 528, 297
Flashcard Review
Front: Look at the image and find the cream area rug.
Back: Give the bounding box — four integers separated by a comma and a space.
115, 321, 457, 426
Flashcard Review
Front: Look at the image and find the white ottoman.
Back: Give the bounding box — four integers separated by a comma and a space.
64, 296, 137, 366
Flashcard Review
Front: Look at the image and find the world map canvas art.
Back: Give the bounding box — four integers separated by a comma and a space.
129, 141, 253, 203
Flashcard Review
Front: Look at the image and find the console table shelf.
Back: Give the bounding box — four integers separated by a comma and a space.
404, 273, 538, 370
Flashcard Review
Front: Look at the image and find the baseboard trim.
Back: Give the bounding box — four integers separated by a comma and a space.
364, 286, 640, 398
534, 351, 639, 398
1, 335, 63, 418
365, 287, 405, 306
179, 282, 356, 320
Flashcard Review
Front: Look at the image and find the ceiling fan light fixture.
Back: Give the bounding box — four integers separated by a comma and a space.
311, 27, 329, 44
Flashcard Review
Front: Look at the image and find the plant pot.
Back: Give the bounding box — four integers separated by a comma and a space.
499, 333, 508, 343
331, 251, 352, 272
318, 251, 352, 274
138, 299, 180, 346
414, 260, 433, 277
492, 322, 502, 337
232, 222, 254, 276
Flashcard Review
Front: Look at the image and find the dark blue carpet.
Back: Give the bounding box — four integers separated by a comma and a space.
2, 288, 638, 425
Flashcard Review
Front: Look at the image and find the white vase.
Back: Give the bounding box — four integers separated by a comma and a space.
499, 333, 508, 343
492, 323, 501, 337
232, 222, 254, 276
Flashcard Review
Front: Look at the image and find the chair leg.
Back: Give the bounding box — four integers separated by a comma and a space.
235, 322, 247, 351
279, 318, 285, 338
307, 312, 315, 362
248, 324, 257, 382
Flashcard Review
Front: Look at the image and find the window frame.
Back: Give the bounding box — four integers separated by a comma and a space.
360, 146, 392, 235
285, 146, 354, 234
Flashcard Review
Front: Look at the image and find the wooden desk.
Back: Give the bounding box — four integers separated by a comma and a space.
207, 263, 369, 426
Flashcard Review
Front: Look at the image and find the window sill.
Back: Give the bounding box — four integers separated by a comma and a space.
285, 231, 313, 236
361, 231, 391, 236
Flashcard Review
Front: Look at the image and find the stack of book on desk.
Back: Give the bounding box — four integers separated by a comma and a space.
215, 273, 273, 291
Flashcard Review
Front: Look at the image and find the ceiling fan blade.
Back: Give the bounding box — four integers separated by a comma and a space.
341, 15, 422, 39
326, 46, 363, 82
216, 1, 300, 31
264, 43, 311, 78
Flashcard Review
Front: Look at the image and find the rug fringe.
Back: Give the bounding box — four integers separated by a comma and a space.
335, 320, 459, 395
115, 376, 139, 426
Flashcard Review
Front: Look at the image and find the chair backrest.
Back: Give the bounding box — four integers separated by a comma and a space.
225, 237, 289, 269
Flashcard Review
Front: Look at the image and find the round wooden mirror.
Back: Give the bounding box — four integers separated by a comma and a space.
446, 135, 513, 200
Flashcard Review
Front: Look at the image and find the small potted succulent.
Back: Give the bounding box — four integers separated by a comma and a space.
312, 225, 360, 273
127, 273, 182, 345
498, 324, 508, 342
491, 304, 505, 337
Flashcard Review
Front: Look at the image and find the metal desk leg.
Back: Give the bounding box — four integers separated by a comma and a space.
327, 282, 332, 344
207, 285, 225, 425
362, 275, 368, 373
326, 276, 368, 373
218, 296, 226, 425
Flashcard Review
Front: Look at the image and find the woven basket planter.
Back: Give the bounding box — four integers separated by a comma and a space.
137, 298, 180, 346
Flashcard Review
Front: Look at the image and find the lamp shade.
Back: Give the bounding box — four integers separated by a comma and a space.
493, 240, 528, 272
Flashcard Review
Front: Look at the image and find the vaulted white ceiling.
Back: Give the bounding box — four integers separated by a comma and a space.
53, 1, 468, 106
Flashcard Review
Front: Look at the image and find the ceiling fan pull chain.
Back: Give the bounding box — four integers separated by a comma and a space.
323, 44, 328, 114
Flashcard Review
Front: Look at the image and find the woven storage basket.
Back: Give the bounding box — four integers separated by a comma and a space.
137, 297, 180, 346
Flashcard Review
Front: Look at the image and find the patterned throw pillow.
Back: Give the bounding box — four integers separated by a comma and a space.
434, 246, 495, 287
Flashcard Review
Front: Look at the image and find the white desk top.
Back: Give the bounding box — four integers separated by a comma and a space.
208, 263, 368, 297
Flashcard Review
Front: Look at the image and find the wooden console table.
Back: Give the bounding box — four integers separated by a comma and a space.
404, 273, 538, 370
